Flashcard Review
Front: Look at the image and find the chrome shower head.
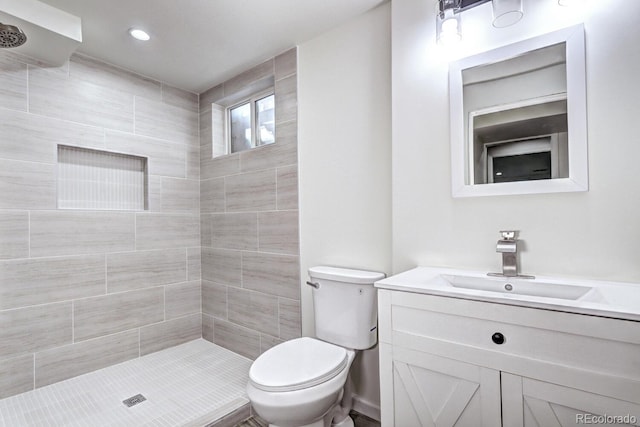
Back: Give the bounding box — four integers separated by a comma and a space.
0, 23, 27, 48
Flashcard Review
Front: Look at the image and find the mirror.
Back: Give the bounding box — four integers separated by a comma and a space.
449, 25, 587, 197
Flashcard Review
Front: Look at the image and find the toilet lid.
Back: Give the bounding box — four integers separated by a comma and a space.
249, 337, 349, 392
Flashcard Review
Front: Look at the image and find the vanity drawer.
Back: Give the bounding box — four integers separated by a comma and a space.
383, 290, 640, 381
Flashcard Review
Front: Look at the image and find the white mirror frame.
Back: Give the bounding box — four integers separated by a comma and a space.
449, 24, 588, 198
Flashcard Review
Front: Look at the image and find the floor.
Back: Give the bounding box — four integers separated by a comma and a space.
0, 339, 252, 427
234, 411, 381, 427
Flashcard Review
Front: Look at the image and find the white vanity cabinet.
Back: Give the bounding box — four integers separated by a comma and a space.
378, 289, 640, 426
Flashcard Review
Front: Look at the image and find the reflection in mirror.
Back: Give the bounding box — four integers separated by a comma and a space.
449, 25, 587, 197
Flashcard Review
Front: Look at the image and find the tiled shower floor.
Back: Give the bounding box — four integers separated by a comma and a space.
0, 339, 252, 427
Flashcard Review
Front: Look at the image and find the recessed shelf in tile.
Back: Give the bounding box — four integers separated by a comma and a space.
57, 145, 147, 211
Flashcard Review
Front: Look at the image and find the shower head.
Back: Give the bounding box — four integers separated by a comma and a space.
0, 23, 27, 48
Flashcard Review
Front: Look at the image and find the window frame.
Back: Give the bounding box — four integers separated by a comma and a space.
226, 88, 275, 154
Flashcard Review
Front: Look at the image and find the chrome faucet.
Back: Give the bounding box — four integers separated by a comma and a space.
488, 230, 535, 279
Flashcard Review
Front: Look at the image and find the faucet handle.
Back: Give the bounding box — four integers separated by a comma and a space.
499, 230, 517, 240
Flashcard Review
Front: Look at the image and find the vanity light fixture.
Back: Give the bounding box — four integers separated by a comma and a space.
436, 0, 462, 46
491, 0, 523, 28
128, 28, 150, 41
436, 0, 524, 45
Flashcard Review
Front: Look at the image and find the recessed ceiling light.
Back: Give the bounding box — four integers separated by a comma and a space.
129, 28, 150, 41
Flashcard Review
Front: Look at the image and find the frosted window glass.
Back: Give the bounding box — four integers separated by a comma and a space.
57, 145, 147, 211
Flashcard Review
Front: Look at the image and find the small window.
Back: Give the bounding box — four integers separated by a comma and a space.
228, 92, 275, 154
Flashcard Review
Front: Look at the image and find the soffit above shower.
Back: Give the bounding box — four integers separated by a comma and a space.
0, 0, 81, 66
36, 0, 387, 94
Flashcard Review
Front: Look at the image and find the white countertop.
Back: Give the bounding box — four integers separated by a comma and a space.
375, 266, 640, 322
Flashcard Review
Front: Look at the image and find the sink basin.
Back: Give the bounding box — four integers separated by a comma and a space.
374, 266, 640, 321
440, 274, 592, 300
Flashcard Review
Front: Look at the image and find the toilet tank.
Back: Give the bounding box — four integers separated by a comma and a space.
308, 266, 386, 350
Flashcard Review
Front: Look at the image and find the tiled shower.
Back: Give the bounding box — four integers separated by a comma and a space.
0, 46, 300, 403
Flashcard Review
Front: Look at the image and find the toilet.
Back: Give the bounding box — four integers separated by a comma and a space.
246, 266, 385, 427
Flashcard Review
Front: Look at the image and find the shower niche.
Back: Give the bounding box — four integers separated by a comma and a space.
57, 145, 148, 211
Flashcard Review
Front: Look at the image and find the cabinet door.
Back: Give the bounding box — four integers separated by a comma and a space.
386, 345, 501, 427
502, 372, 640, 427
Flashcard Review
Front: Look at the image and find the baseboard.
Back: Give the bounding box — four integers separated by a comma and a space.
352, 394, 380, 421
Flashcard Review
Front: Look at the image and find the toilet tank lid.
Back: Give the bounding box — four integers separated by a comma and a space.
308, 266, 386, 284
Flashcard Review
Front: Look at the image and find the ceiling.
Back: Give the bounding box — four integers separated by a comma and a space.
37, 0, 387, 93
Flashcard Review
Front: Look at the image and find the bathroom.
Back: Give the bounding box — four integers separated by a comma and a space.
0, 0, 639, 425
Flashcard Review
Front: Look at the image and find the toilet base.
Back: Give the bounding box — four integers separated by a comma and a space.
331, 415, 354, 427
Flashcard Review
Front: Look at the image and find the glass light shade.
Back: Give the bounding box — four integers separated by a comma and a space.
492, 0, 524, 28
436, 0, 462, 46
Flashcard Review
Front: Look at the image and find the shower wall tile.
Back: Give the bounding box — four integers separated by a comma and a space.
225, 169, 277, 212
34, 330, 139, 388
258, 211, 299, 255
276, 165, 299, 210
202, 280, 228, 319
201, 214, 212, 246
201, 248, 242, 287
201, 153, 240, 180
0, 302, 72, 359
0, 255, 105, 310
187, 138, 200, 180
202, 314, 214, 342
147, 175, 163, 211
69, 54, 161, 101
106, 249, 187, 293
139, 313, 201, 356
275, 48, 297, 80
199, 83, 224, 111
227, 288, 278, 336
0, 53, 201, 399
275, 74, 297, 125
161, 177, 200, 212
73, 287, 164, 341
259, 334, 284, 354
200, 50, 299, 358
162, 83, 198, 112
239, 129, 297, 172
278, 298, 302, 340
199, 107, 213, 146
0, 109, 105, 164
0, 159, 56, 210
187, 247, 201, 281
201, 178, 225, 213
224, 59, 274, 97
29, 65, 134, 132
211, 213, 258, 250
242, 253, 300, 300
105, 130, 186, 178
0, 53, 27, 112
211, 104, 226, 156
0, 354, 33, 399
0, 211, 29, 259
30, 211, 135, 257
135, 96, 198, 144
135, 213, 199, 250
213, 319, 260, 360
165, 281, 201, 319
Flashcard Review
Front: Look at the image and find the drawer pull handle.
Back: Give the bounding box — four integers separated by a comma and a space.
492, 332, 505, 345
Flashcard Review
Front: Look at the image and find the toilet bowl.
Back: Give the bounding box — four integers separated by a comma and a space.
247, 337, 356, 427
246, 266, 386, 427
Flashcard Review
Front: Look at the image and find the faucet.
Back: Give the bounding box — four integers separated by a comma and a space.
487, 230, 535, 279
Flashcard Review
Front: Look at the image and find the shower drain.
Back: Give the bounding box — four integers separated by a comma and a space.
122, 394, 147, 407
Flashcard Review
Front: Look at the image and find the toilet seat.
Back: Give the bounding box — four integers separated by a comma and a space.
249, 337, 349, 392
